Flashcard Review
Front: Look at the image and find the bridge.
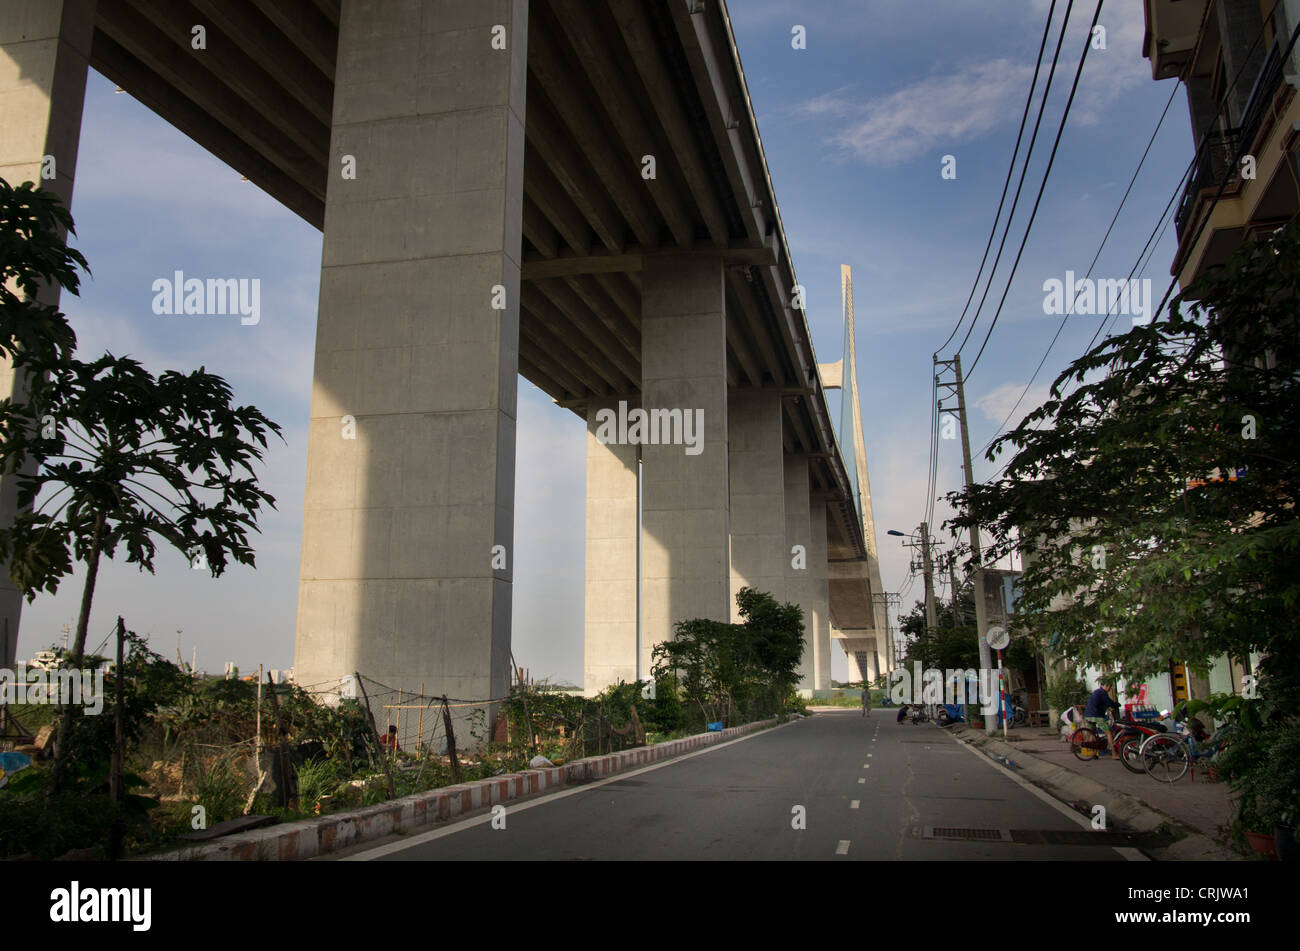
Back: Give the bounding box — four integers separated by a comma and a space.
0, 0, 891, 702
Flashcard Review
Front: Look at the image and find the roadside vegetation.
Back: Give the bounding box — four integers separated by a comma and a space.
946, 221, 1300, 848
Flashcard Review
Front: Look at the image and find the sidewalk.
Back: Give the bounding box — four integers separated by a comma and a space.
949, 723, 1241, 860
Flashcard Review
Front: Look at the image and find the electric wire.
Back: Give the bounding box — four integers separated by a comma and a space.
964, 0, 1106, 383
933, 0, 1062, 356
976, 83, 1179, 457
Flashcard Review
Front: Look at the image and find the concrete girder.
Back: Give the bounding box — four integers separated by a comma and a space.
521, 193, 559, 258
519, 284, 631, 394
123, 0, 330, 161
92, 5, 327, 210
527, 4, 660, 249
724, 267, 785, 386
547, 0, 695, 248
530, 278, 640, 384
525, 84, 626, 253
187, 0, 333, 124
247, 0, 337, 81
667, 0, 765, 246
522, 142, 591, 256
607, 0, 731, 248
517, 316, 596, 400
591, 272, 640, 331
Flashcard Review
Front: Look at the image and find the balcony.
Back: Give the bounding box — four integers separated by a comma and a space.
1175, 41, 1286, 243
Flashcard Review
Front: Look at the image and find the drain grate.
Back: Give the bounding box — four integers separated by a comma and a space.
923, 826, 1013, 842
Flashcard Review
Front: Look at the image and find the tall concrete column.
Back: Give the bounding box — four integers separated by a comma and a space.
844, 648, 864, 685
809, 498, 830, 689
0, 0, 96, 668
584, 400, 638, 695
728, 391, 785, 618
294, 0, 528, 709
640, 255, 729, 675
783, 455, 816, 688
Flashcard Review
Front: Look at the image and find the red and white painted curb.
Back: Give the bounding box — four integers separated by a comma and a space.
151, 718, 778, 861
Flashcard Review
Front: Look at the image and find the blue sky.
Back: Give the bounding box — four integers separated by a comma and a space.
15, 0, 1190, 684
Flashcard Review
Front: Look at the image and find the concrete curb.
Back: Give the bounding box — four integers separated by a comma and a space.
149, 718, 780, 861
947, 725, 1241, 861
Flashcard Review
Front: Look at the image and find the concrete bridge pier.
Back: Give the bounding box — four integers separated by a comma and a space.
0, 0, 96, 668
727, 390, 786, 617
294, 0, 529, 714
583, 399, 638, 690
782, 455, 816, 689
639, 254, 730, 681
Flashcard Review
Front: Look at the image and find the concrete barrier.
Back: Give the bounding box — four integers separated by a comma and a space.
151, 718, 779, 861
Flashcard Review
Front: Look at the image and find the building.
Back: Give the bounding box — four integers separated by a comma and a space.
1143, 0, 1300, 289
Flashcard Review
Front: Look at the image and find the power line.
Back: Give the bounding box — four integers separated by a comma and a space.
934, 0, 1062, 356
964, 0, 1107, 383
977, 83, 1179, 456
978, 3, 1294, 482
953, 0, 1078, 361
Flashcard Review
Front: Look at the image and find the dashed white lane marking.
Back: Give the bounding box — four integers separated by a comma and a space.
850, 800, 860, 809
835, 840, 850, 855
868, 753, 873, 757
857, 778, 866, 784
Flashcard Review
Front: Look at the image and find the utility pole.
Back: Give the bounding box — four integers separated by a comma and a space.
947, 553, 962, 624
936, 354, 997, 733
919, 521, 938, 646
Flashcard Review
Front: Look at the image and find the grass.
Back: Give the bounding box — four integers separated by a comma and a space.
809, 692, 887, 708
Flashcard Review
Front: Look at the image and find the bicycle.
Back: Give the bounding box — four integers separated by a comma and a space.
1069, 718, 1119, 762
1138, 721, 1231, 783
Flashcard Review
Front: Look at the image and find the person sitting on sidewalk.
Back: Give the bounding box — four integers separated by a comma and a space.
1084, 681, 1121, 760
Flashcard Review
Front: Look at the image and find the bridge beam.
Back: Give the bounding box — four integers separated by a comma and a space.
640, 254, 730, 674
0, 0, 97, 667
293, 0, 528, 708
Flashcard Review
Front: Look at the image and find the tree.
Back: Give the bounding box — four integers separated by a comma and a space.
652, 586, 806, 724
0, 185, 283, 781
0, 179, 86, 381
897, 587, 976, 671
948, 221, 1300, 704
0, 354, 283, 669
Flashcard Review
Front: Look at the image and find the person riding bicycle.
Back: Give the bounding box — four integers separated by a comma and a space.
1084, 681, 1121, 760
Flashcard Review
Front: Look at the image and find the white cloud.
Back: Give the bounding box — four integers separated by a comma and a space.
794, 0, 1152, 167
805, 60, 1035, 166
974, 380, 1053, 431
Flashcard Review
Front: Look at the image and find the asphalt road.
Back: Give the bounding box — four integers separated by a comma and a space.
345, 709, 1134, 860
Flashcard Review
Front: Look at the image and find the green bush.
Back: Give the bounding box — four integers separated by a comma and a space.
1042, 668, 1088, 714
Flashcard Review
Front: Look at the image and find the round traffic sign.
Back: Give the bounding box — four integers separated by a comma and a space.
985, 625, 1010, 650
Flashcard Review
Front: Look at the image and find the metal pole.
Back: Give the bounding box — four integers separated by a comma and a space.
951, 354, 997, 733
948, 553, 961, 624
109, 617, 125, 860
920, 522, 938, 637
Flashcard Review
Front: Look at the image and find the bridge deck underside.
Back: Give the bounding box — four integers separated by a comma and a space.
87, 0, 865, 561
